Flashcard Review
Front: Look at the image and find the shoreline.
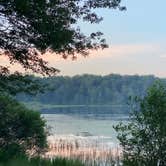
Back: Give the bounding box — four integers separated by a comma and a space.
45, 135, 122, 165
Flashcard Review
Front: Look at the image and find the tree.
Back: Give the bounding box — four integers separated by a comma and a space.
16, 74, 159, 105
114, 82, 166, 166
0, 0, 125, 76
0, 95, 47, 161
0, 71, 45, 96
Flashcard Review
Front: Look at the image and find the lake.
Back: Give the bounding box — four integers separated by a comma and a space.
41, 106, 129, 165
42, 105, 129, 142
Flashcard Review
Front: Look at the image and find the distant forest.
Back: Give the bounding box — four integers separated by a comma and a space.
16, 74, 166, 105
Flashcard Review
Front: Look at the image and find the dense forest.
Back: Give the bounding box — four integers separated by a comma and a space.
16, 74, 165, 105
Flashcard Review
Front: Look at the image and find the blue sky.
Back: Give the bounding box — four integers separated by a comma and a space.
96, 0, 166, 44
53, 0, 166, 77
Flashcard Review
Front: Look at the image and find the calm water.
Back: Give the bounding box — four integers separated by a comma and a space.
42, 106, 129, 146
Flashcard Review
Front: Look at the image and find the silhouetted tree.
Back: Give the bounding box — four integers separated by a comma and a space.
0, 0, 125, 76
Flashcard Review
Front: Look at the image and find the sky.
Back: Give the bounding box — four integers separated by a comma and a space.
1, 0, 166, 77
49, 0, 166, 77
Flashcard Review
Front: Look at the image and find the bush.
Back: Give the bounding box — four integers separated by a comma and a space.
0, 95, 47, 161
114, 82, 166, 166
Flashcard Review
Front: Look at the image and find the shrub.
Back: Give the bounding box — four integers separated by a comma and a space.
114, 82, 166, 166
0, 95, 47, 161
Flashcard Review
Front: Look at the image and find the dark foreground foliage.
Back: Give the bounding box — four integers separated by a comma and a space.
0, 0, 125, 76
0, 156, 85, 166
0, 95, 47, 161
114, 82, 166, 166
0, 73, 45, 96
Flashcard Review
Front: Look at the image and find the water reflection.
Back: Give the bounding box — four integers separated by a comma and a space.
41, 105, 129, 120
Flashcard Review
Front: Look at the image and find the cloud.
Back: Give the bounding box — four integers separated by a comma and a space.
0, 42, 165, 77
42, 43, 162, 64
41, 42, 166, 77
88, 43, 162, 59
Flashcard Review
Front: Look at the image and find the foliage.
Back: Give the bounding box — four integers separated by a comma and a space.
0, 95, 47, 161
0, 0, 125, 76
0, 156, 85, 166
16, 74, 165, 106
0, 72, 46, 95
114, 82, 166, 166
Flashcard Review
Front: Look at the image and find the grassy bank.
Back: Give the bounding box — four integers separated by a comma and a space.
0, 156, 85, 166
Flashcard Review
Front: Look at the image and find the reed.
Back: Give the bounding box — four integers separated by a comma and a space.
45, 135, 122, 166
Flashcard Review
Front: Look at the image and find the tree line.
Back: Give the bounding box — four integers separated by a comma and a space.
17, 74, 166, 105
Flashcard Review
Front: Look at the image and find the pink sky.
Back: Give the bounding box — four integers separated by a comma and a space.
0, 42, 165, 77
42, 43, 166, 78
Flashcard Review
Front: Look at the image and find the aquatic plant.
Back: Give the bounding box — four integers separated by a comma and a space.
45, 135, 122, 166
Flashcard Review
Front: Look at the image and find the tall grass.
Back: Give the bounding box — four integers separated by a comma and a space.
0, 136, 122, 166
0, 156, 85, 166
45, 136, 122, 166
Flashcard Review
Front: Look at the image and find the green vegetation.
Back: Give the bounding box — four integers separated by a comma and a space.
0, 73, 45, 96
0, 95, 47, 162
0, 156, 84, 166
114, 82, 166, 166
0, 0, 125, 76
17, 74, 165, 106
